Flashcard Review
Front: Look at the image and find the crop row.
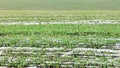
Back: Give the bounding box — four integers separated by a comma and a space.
0, 24, 120, 48
0, 11, 120, 22
0, 47, 120, 67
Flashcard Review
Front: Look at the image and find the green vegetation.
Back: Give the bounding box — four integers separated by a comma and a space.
0, 24, 120, 67
0, 11, 120, 22
0, 0, 120, 10
0, 0, 120, 66
0, 24, 120, 48
0, 10, 120, 67
0, 47, 120, 67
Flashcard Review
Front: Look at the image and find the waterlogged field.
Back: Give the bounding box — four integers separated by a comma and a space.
0, 11, 120, 67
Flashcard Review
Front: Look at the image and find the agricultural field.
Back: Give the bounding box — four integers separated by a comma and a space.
0, 0, 120, 10
0, 11, 120, 68
0, 11, 120, 22
0, 0, 120, 68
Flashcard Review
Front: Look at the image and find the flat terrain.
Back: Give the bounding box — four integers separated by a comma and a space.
0, 0, 120, 10
0, 24, 120, 67
0, 0, 120, 67
1, 24, 120, 48
0, 11, 120, 22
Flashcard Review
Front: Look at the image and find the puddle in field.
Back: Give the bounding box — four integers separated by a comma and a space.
0, 20, 120, 25
114, 43, 120, 49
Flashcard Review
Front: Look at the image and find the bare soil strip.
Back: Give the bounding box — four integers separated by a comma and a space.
0, 20, 120, 25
